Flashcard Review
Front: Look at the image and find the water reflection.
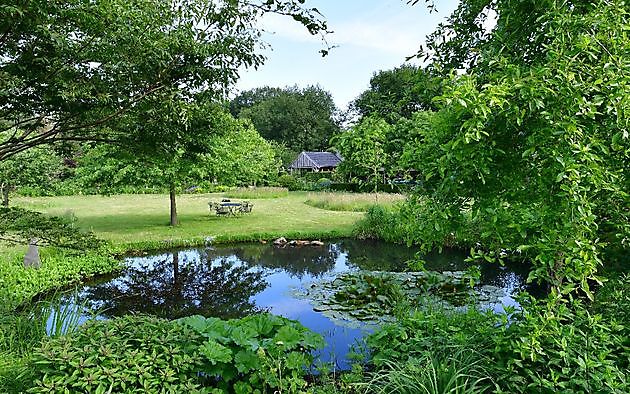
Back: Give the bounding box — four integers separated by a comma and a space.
82, 251, 268, 319
218, 243, 340, 278
62, 239, 537, 368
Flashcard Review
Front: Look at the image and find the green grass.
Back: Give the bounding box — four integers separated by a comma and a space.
304, 192, 406, 212
222, 186, 289, 199
14, 192, 363, 249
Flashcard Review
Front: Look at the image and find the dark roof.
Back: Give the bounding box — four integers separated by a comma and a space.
289, 151, 342, 169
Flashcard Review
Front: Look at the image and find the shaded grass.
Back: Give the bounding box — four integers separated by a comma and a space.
304, 192, 406, 212
14, 192, 362, 249
222, 187, 289, 199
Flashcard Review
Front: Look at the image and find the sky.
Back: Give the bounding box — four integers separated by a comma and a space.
234, 0, 459, 109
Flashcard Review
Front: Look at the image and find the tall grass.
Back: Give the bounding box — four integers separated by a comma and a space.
304, 192, 406, 212
0, 290, 90, 356
355, 350, 493, 394
223, 187, 289, 199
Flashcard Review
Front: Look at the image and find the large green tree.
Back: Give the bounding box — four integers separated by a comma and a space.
77, 103, 277, 226
230, 85, 340, 156
351, 64, 441, 124
0, 0, 327, 161
333, 116, 390, 191
403, 0, 630, 293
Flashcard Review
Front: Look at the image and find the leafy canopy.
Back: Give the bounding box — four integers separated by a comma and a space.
0, 0, 327, 161
231, 85, 340, 153
402, 0, 630, 293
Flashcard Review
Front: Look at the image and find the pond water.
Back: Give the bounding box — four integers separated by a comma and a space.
54, 239, 538, 369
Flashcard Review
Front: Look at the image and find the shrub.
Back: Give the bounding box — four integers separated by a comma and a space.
27, 313, 325, 393
315, 177, 332, 190
277, 174, 303, 191
223, 186, 289, 199
28, 316, 207, 393
491, 295, 629, 393
353, 205, 406, 241
180, 313, 324, 393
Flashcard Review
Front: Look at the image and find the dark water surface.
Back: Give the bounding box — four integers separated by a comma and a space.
56, 239, 536, 368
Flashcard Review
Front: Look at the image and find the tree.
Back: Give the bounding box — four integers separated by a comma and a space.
80, 251, 268, 319
76, 103, 277, 226
403, 0, 630, 293
231, 85, 340, 154
0, 0, 327, 161
351, 65, 442, 124
0, 143, 63, 206
332, 116, 390, 192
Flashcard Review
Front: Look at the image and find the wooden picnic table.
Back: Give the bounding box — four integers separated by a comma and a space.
208, 200, 253, 216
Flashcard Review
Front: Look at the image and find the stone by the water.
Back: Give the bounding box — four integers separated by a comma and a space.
24, 240, 41, 269
273, 237, 287, 246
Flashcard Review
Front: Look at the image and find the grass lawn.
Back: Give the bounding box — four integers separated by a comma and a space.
13, 192, 364, 248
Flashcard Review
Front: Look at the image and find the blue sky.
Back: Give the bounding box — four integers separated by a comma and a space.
235, 0, 459, 109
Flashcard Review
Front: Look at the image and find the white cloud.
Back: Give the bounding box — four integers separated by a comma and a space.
259, 9, 428, 58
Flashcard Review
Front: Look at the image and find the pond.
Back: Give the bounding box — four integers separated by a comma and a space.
53, 239, 538, 369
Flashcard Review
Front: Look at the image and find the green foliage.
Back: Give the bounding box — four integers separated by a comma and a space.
353, 205, 408, 242
26, 314, 324, 393
0, 207, 102, 249
355, 351, 492, 394
277, 174, 304, 191
362, 293, 629, 394
231, 85, 341, 152
403, 0, 630, 293
0, 144, 64, 206
223, 187, 289, 199
492, 295, 629, 393
351, 64, 442, 124
0, 0, 327, 160
333, 116, 390, 191
28, 316, 208, 393
180, 313, 324, 393
0, 247, 119, 312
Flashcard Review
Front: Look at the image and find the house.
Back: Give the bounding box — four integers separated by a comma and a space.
288, 151, 342, 173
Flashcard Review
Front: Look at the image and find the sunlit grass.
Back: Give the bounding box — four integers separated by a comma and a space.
304, 192, 406, 212
222, 187, 289, 199
13, 192, 362, 247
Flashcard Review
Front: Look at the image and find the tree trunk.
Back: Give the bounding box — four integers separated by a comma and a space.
1, 183, 9, 207
172, 251, 180, 289
169, 186, 178, 226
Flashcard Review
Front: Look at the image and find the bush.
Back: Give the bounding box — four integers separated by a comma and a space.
491, 295, 629, 393
223, 186, 289, 199
277, 174, 303, 191
28, 316, 207, 393
27, 313, 325, 393
353, 205, 406, 241
362, 295, 629, 394
315, 177, 332, 190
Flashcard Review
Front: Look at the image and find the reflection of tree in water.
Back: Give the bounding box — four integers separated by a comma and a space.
81, 251, 268, 320
337, 239, 423, 271
213, 243, 339, 279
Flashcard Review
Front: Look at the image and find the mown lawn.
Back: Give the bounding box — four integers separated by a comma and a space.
13, 192, 364, 247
